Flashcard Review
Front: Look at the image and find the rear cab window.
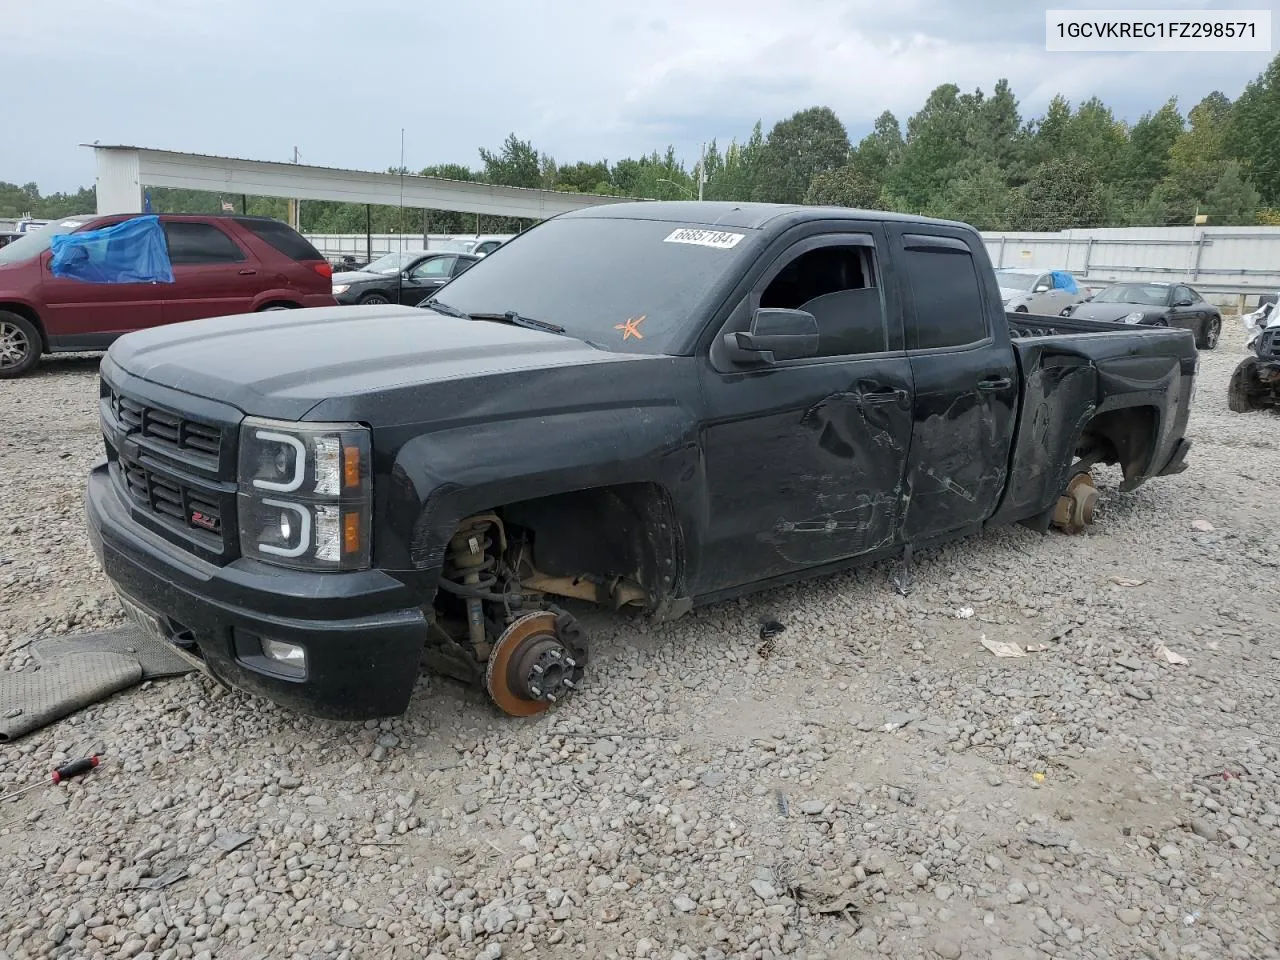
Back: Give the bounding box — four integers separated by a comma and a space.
899, 233, 991, 350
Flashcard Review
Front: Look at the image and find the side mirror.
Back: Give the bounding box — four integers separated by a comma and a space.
1175, 298, 1193, 307
1033, 284, 1050, 293
724, 307, 819, 364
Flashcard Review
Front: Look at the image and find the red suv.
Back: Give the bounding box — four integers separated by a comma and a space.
0, 213, 337, 378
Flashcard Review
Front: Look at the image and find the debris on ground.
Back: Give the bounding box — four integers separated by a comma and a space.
980, 635, 1027, 658
1110, 576, 1147, 587
1154, 642, 1190, 665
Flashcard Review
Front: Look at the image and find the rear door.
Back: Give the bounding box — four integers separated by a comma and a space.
889, 227, 1019, 542
161, 219, 263, 323
39, 215, 168, 346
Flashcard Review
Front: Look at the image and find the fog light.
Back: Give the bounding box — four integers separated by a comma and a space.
261, 638, 306, 667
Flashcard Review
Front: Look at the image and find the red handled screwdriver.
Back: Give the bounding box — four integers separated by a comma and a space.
0, 755, 102, 803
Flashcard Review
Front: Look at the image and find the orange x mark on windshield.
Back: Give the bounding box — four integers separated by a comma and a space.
615, 314, 646, 341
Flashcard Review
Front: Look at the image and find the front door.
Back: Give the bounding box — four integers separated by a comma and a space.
161, 219, 263, 323
890, 228, 1019, 543
400, 254, 458, 304
696, 227, 914, 595
39, 216, 167, 347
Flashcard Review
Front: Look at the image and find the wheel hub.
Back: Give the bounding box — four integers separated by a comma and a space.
485, 608, 587, 717
0, 322, 29, 368
1052, 472, 1098, 534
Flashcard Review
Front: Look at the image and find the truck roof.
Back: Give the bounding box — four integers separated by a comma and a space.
561, 200, 977, 233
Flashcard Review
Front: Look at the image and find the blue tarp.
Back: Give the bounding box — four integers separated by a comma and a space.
1050, 270, 1079, 295
49, 215, 174, 284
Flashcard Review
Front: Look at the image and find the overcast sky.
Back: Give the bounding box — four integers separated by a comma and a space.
6, 0, 1276, 192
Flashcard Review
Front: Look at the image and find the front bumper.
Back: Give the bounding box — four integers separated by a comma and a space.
85, 460, 431, 721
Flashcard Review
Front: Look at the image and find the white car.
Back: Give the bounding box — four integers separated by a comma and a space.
995, 268, 1087, 315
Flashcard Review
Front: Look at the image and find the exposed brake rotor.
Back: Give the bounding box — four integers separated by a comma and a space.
485, 607, 587, 717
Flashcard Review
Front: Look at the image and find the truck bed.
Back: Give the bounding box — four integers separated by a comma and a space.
1008, 311, 1176, 340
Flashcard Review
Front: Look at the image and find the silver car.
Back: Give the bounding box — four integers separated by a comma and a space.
995, 268, 1087, 315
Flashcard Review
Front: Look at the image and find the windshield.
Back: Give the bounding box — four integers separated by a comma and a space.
361, 251, 421, 275
426, 216, 758, 354
1093, 283, 1170, 306
995, 270, 1037, 291
0, 217, 94, 265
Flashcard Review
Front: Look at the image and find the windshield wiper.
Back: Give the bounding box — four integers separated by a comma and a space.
420, 298, 472, 320
471, 310, 566, 335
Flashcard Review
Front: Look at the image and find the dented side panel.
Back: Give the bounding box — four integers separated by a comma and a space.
696, 357, 915, 595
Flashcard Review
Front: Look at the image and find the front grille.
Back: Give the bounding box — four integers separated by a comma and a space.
121, 458, 224, 536
102, 378, 238, 562
109, 388, 222, 462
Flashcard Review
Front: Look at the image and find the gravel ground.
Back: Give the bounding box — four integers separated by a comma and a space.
1, 323, 1278, 960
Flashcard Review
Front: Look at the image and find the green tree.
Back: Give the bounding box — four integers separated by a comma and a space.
1227, 52, 1280, 204
752, 106, 850, 203
804, 165, 880, 208
478, 133, 542, 188
421, 163, 481, 182
1204, 160, 1261, 224
848, 110, 904, 185
925, 158, 1014, 230
553, 160, 612, 194
1154, 92, 1234, 222
1011, 156, 1107, 231
891, 84, 976, 209
708, 122, 765, 201
1117, 99, 1184, 209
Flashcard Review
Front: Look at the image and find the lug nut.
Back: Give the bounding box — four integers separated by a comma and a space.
531, 664, 544, 674
564, 658, 576, 668
564, 679, 575, 689
530, 685, 542, 697
547, 694, 557, 703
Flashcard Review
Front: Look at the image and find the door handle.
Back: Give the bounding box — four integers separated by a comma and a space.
238, 268, 257, 275
978, 376, 1012, 391
859, 386, 908, 404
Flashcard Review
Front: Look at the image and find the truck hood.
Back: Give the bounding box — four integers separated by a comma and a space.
106, 304, 643, 420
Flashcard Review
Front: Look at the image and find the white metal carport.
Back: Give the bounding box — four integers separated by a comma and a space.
85, 145, 637, 220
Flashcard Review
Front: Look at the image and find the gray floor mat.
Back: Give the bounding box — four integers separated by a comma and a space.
32, 627, 197, 679
0, 652, 144, 741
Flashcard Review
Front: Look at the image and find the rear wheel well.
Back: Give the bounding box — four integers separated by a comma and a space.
0, 303, 47, 352
1076, 406, 1159, 483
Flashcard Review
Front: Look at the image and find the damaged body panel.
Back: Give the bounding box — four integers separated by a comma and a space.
83, 201, 1197, 721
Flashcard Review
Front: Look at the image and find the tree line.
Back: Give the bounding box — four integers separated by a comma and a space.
5, 53, 1279, 235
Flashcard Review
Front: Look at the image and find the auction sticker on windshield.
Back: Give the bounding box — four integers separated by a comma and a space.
663, 228, 745, 249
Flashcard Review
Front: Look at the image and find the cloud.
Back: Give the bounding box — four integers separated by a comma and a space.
5, 0, 1273, 192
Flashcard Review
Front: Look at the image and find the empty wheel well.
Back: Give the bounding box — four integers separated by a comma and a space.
1076, 406, 1159, 483
494, 482, 683, 609
0, 303, 47, 351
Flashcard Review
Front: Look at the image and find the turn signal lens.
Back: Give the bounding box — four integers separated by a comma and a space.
343, 445, 361, 490
343, 512, 361, 556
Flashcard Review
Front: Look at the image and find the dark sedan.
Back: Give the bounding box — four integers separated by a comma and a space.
1063, 281, 1222, 350
332, 250, 480, 306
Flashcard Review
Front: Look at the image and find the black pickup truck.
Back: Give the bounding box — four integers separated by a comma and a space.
84, 202, 1197, 721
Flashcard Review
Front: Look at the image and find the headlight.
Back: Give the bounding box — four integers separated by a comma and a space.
236, 417, 371, 571
332, 284, 350, 295
1121, 312, 1144, 324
